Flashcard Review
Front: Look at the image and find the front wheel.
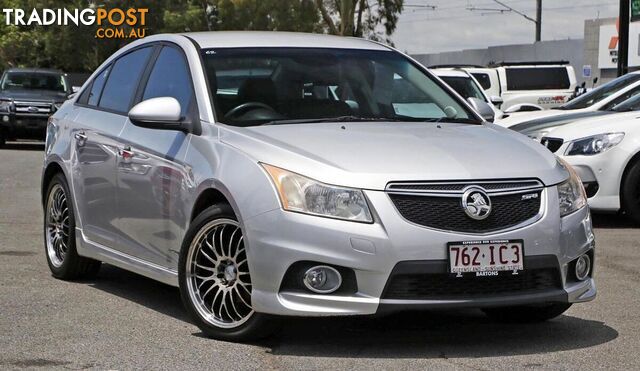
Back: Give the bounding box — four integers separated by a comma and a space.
621, 159, 640, 225
482, 303, 572, 323
178, 204, 278, 341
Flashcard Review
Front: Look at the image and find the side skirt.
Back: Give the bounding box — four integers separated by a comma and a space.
75, 228, 179, 287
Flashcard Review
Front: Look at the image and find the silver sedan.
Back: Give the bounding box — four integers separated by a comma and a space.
42, 32, 595, 341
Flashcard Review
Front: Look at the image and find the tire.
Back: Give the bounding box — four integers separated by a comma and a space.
621, 159, 640, 225
482, 303, 572, 323
179, 204, 279, 341
44, 173, 101, 279
0, 129, 6, 148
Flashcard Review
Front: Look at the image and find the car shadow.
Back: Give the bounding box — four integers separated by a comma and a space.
1, 141, 44, 151
89, 265, 617, 359
591, 212, 637, 229
86, 264, 189, 322
260, 311, 618, 359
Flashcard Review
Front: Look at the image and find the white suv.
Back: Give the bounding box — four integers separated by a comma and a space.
496, 62, 577, 111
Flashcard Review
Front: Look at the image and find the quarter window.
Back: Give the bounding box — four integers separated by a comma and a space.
142, 46, 193, 116
98, 47, 152, 113
87, 66, 111, 106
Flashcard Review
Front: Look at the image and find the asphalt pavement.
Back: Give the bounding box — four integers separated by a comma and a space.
0, 142, 638, 370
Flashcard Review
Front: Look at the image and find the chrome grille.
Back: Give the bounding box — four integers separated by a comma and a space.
387, 180, 544, 233
13, 101, 52, 115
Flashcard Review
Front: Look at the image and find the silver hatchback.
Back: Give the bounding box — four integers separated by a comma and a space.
42, 32, 595, 341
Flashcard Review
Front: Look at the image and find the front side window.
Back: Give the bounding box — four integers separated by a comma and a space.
1, 72, 67, 92
99, 47, 152, 113
562, 73, 640, 110
201, 48, 479, 126
439, 76, 486, 102
142, 46, 194, 117
471, 73, 491, 90
505, 67, 570, 91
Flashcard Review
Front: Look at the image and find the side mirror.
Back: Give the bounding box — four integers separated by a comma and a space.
128, 97, 190, 132
72, 86, 81, 93
467, 97, 495, 122
490, 95, 503, 106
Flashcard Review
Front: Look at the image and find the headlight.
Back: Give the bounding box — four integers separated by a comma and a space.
0, 99, 11, 112
556, 158, 587, 217
262, 164, 373, 223
565, 133, 624, 156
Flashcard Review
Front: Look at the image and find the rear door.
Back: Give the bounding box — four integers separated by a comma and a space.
70, 46, 154, 249
115, 44, 196, 267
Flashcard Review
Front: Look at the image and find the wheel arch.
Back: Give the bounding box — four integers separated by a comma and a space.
620, 150, 640, 206
190, 187, 233, 222
41, 161, 66, 207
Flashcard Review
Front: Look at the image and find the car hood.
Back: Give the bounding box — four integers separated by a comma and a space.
510, 111, 614, 136
496, 108, 585, 128
545, 111, 640, 141
219, 122, 568, 190
0, 89, 68, 103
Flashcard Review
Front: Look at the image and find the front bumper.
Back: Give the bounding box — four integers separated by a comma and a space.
243, 187, 595, 316
559, 148, 626, 212
0, 112, 49, 140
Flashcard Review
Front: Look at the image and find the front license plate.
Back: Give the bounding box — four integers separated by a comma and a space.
448, 240, 524, 276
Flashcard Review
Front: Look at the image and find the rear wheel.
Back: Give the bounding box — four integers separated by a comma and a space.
482, 303, 572, 323
44, 173, 101, 279
179, 204, 278, 341
621, 159, 640, 225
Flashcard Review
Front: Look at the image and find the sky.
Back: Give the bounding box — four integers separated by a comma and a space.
391, 0, 620, 54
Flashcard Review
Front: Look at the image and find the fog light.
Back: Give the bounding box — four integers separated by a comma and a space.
2, 115, 8, 122
303, 265, 342, 294
575, 254, 591, 281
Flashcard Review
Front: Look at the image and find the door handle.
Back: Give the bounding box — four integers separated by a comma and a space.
74, 131, 87, 146
118, 146, 135, 163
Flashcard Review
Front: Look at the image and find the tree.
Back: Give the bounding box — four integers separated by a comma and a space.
314, 0, 404, 44
0, 0, 404, 73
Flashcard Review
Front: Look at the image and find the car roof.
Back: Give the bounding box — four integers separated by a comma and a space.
5, 67, 64, 74
182, 31, 390, 51
431, 69, 470, 78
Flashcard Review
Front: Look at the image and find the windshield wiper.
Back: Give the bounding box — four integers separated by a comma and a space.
262, 115, 481, 126
263, 116, 410, 126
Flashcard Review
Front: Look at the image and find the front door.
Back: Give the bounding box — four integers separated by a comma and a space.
115, 45, 197, 268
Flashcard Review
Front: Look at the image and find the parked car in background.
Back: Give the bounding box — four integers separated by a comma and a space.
498, 71, 640, 127
432, 68, 503, 121
42, 31, 594, 341
540, 111, 640, 224
495, 61, 577, 112
429, 65, 503, 106
0, 68, 73, 147
507, 89, 640, 141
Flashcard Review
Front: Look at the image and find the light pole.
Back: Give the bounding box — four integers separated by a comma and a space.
619, 0, 630, 76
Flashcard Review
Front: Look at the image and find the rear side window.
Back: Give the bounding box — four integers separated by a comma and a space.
471, 73, 491, 90
505, 67, 570, 91
99, 47, 152, 113
142, 46, 193, 116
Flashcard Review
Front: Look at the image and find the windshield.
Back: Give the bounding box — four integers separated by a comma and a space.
0, 72, 68, 92
610, 93, 640, 112
439, 75, 486, 102
561, 73, 640, 110
201, 48, 479, 126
